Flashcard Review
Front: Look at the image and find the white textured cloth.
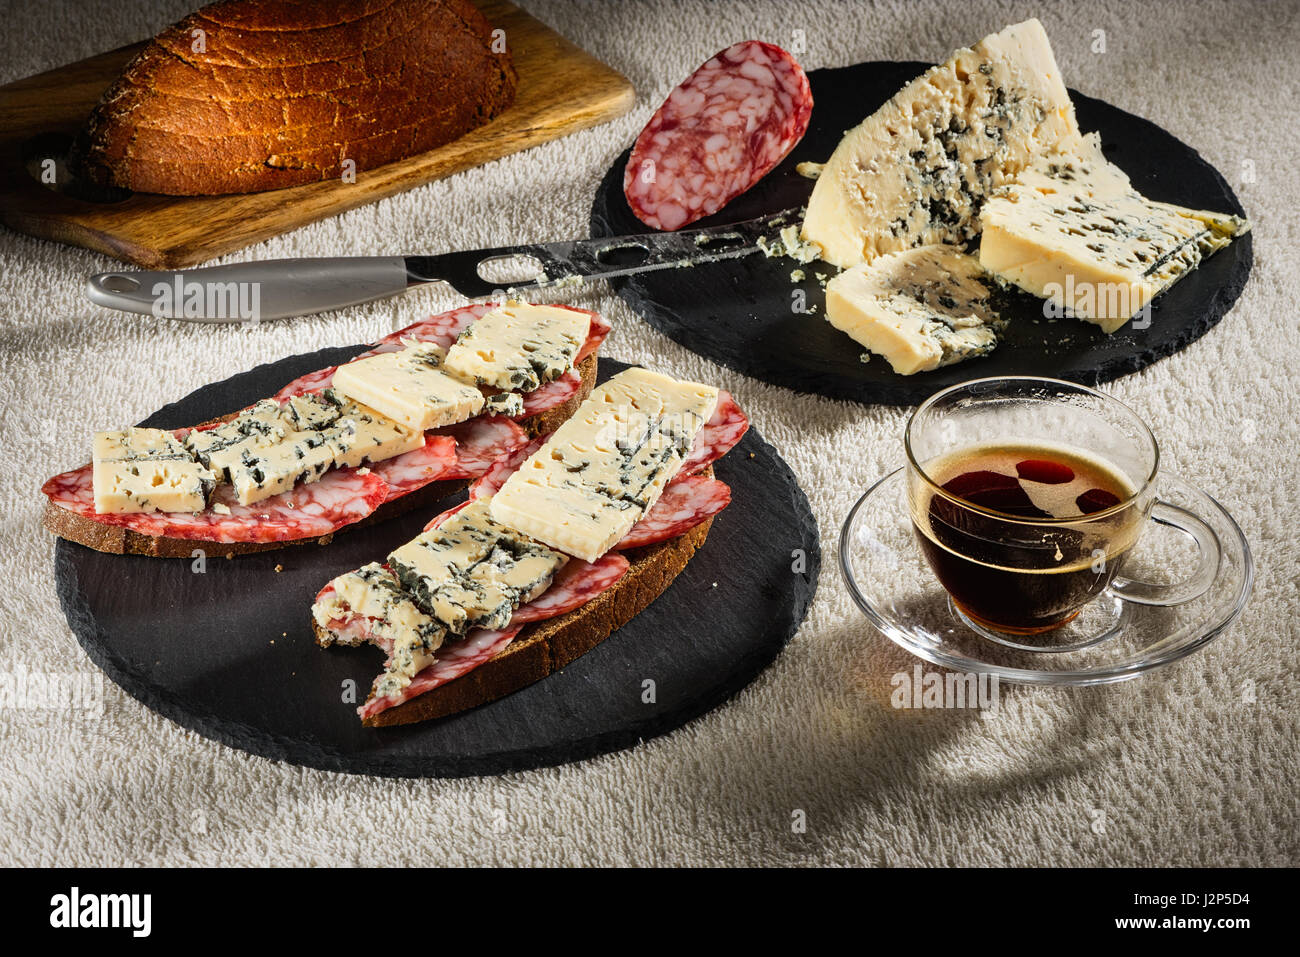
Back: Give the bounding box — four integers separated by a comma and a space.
1, 0, 1296, 867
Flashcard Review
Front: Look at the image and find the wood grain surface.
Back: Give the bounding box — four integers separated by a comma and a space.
0, 0, 634, 268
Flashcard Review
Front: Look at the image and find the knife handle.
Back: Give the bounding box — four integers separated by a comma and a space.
86, 257, 411, 323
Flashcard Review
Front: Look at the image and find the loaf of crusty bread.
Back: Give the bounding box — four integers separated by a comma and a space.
72, 0, 517, 195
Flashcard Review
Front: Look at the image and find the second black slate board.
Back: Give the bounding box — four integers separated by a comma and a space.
53, 358, 819, 778
590, 62, 1252, 406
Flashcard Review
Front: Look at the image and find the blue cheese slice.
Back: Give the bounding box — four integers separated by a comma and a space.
313, 563, 445, 699
331, 343, 485, 431
226, 430, 336, 505
978, 133, 1250, 332
92, 427, 215, 514
184, 400, 286, 481
92, 459, 216, 514
825, 244, 1004, 374
801, 19, 1080, 268
483, 393, 525, 417
280, 389, 343, 431
443, 302, 589, 392
93, 427, 190, 462
489, 368, 718, 561
387, 498, 567, 636
324, 397, 423, 469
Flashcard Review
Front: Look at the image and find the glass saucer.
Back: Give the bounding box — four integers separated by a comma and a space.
838, 469, 1253, 685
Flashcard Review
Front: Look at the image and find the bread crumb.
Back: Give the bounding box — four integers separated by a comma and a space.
275, 564, 283, 573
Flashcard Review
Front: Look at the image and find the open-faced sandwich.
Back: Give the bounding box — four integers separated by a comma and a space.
41, 301, 609, 556
311, 366, 750, 726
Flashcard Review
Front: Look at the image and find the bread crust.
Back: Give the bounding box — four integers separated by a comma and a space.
73, 0, 518, 195
42, 353, 596, 558
327, 511, 716, 727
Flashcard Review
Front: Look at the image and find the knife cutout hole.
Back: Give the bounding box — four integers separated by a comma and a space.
595, 243, 650, 267
477, 254, 544, 285
693, 232, 746, 252
98, 275, 141, 293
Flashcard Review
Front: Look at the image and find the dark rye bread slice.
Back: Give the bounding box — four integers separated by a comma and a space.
316, 506, 716, 728
42, 354, 596, 559
74, 0, 517, 195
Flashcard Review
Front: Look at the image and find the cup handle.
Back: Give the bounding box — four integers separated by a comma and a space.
1107, 499, 1221, 606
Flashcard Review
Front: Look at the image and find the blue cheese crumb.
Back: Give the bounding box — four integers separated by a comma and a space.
758, 226, 821, 264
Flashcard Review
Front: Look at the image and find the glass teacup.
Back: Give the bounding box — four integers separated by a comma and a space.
905, 377, 1221, 635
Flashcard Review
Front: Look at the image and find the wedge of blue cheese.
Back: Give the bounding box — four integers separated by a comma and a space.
801, 18, 1080, 268
443, 302, 589, 392
825, 244, 1004, 374
312, 563, 446, 699
332, 343, 485, 431
978, 133, 1251, 332
92, 427, 216, 514
387, 498, 567, 636
489, 368, 718, 561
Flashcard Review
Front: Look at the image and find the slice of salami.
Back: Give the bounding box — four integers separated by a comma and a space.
517, 369, 583, 419
616, 475, 731, 550
365, 435, 459, 503
45, 463, 390, 544
363, 303, 494, 356
682, 390, 749, 475
469, 435, 546, 501
624, 41, 812, 231
575, 308, 611, 363
435, 415, 529, 479
359, 624, 524, 719
511, 553, 630, 625
41, 464, 97, 513
271, 365, 338, 402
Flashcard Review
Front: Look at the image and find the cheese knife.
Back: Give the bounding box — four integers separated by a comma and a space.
85, 208, 804, 323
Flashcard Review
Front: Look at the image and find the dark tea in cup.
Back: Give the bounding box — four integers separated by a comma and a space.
911, 442, 1143, 632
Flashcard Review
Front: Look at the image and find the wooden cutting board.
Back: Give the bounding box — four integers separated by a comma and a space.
0, 0, 634, 268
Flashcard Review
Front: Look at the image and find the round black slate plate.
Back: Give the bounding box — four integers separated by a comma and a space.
53, 357, 819, 778
590, 62, 1252, 406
